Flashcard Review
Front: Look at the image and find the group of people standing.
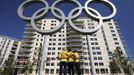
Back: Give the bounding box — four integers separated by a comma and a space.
58, 48, 81, 75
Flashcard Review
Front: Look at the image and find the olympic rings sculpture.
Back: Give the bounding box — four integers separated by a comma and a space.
18, 0, 117, 34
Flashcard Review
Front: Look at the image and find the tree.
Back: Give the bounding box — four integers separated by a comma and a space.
109, 47, 133, 75
109, 60, 121, 74
24, 60, 33, 75
1, 54, 14, 75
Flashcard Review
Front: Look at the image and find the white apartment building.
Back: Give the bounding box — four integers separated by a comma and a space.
0, 35, 21, 69
17, 18, 127, 75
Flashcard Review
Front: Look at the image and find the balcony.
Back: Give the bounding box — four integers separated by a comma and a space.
67, 39, 82, 43
68, 44, 83, 47
72, 21, 84, 26
14, 65, 26, 68
24, 40, 34, 44
19, 49, 31, 53
18, 54, 30, 58
21, 44, 33, 47
23, 35, 35, 39
67, 35, 82, 38
24, 31, 36, 35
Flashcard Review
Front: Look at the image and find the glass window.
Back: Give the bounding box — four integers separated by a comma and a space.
96, 69, 100, 74
51, 63, 55, 66
56, 69, 59, 74
85, 69, 89, 74
93, 52, 96, 55
52, 47, 56, 50
97, 52, 101, 55
52, 52, 55, 55
48, 47, 51, 50
50, 69, 54, 74
46, 63, 50, 66
94, 57, 97, 60
58, 47, 61, 50
45, 69, 49, 74
47, 52, 51, 55
108, 23, 112, 25
111, 30, 115, 32
100, 69, 105, 74
113, 38, 118, 40
115, 42, 119, 45
98, 57, 103, 60
99, 63, 104, 66
94, 63, 98, 66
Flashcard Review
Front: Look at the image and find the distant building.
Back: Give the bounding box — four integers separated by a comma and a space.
16, 18, 127, 75
0, 35, 21, 69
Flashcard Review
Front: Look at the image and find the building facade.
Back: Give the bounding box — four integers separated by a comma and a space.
17, 18, 127, 75
0, 35, 21, 69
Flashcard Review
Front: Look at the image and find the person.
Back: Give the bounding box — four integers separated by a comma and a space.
67, 48, 74, 75
58, 47, 68, 75
74, 50, 81, 75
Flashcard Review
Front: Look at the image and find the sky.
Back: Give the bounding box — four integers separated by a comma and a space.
0, 0, 134, 59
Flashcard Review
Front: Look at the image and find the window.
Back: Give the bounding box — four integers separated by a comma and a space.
48, 47, 51, 50
56, 69, 59, 74
45, 69, 49, 74
53, 39, 56, 41
52, 52, 55, 55
90, 38, 93, 41
113, 38, 118, 40
94, 63, 98, 66
108, 23, 112, 25
49, 43, 52, 45
46, 63, 50, 66
57, 63, 60, 66
109, 26, 113, 29
111, 30, 115, 32
58, 43, 61, 45
85, 69, 89, 74
97, 52, 101, 55
49, 39, 52, 41
112, 34, 116, 36
50, 69, 54, 74
51, 63, 55, 66
96, 47, 100, 50
53, 43, 56, 45
47, 52, 51, 55
100, 69, 105, 74
62, 43, 65, 45
94, 57, 97, 60
58, 39, 61, 41
63, 39, 65, 41
96, 69, 100, 74
115, 42, 119, 45
99, 63, 104, 66
52, 47, 56, 50
91, 42, 94, 45
92, 47, 95, 50
58, 47, 61, 50
85, 63, 88, 66
98, 57, 103, 60
93, 52, 96, 55
95, 42, 98, 45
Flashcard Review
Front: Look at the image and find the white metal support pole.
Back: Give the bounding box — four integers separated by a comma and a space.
39, 35, 48, 75
86, 34, 96, 75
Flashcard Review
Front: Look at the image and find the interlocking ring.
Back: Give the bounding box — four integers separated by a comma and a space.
18, 0, 117, 34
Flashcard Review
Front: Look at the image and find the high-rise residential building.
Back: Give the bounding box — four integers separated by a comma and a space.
0, 35, 21, 69
17, 18, 127, 75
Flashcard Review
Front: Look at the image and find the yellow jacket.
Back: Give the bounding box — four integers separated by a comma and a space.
67, 51, 74, 62
58, 51, 68, 62
74, 52, 80, 62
